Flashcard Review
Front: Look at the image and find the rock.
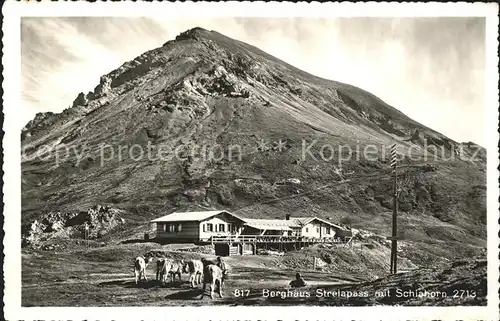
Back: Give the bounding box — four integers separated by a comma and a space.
72, 92, 89, 107
423, 164, 437, 172
216, 185, 235, 206
213, 65, 227, 78
399, 202, 412, 212
44, 245, 53, 251
183, 188, 206, 201
21, 205, 124, 248
286, 178, 301, 184
175, 27, 208, 41
93, 75, 112, 97
410, 129, 425, 144
50, 221, 64, 231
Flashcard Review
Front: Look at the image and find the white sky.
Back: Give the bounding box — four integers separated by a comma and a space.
21, 17, 485, 144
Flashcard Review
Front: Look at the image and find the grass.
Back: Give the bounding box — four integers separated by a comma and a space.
22, 242, 486, 307
22, 244, 352, 307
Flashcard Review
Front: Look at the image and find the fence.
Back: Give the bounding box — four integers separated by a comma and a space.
210, 234, 349, 244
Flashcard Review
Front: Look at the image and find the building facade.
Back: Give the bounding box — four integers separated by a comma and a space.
293, 217, 342, 238
152, 210, 247, 243
151, 210, 349, 243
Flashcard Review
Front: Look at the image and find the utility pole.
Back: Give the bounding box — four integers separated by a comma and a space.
389, 144, 398, 274
84, 222, 89, 250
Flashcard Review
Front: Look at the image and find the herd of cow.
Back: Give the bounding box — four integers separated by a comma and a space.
133, 255, 229, 299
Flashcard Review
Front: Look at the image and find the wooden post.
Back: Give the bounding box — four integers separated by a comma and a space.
390, 144, 398, 274
84, 222, 89, 250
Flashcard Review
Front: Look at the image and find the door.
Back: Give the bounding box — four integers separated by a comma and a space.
215, 243, 230, 256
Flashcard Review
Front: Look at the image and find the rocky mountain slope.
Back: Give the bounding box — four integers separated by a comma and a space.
21, 28, 486, 265
257, 255, 487, 306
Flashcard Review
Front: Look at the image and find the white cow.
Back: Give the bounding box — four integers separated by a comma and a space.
156, 258, 184, 284
166, 260, 184, 283
134, 256, 152, 284
201, 264, 225, 299
183, 259, 204, 287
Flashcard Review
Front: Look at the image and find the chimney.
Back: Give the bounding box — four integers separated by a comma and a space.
286, 214, 291, 220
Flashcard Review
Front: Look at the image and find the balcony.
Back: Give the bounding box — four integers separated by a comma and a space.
209, 234, 349, 244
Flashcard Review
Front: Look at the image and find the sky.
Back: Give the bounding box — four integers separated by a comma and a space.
21, 17, 486, 144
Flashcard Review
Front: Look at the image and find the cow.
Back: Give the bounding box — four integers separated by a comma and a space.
134, 256, 152, 284
156, 258, 170, 284
167, 259, 184, 282
201, 257, 229, 279
216, 256, 229, 279
156, 258, 184, 284
201, 257, 216, 268
201, 264, 225, 299
183, 259, 204, 287
160, 259, 183, 283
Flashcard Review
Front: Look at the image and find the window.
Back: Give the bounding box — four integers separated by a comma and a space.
228, 223, 232, 233
163, 224, 167, 232
206, 223, 213, 232
219, 224, 225, 232
316, 227, 320, 233
326, 227, 331, 235
177, 223, 182, 232
305, 228, 309, 232
169, 224, 175, 232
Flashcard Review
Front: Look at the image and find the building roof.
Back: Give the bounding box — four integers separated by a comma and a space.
242, 217, 342, 231
151, 210, 245, 223
292, 217, 343, 229
151, 211, 344, 230
244, 219, 295, 231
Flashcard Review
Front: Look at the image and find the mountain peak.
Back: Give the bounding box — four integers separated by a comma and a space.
24, 27, 464, 154
174, 27, 212, 42
25, 27, 474, 156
